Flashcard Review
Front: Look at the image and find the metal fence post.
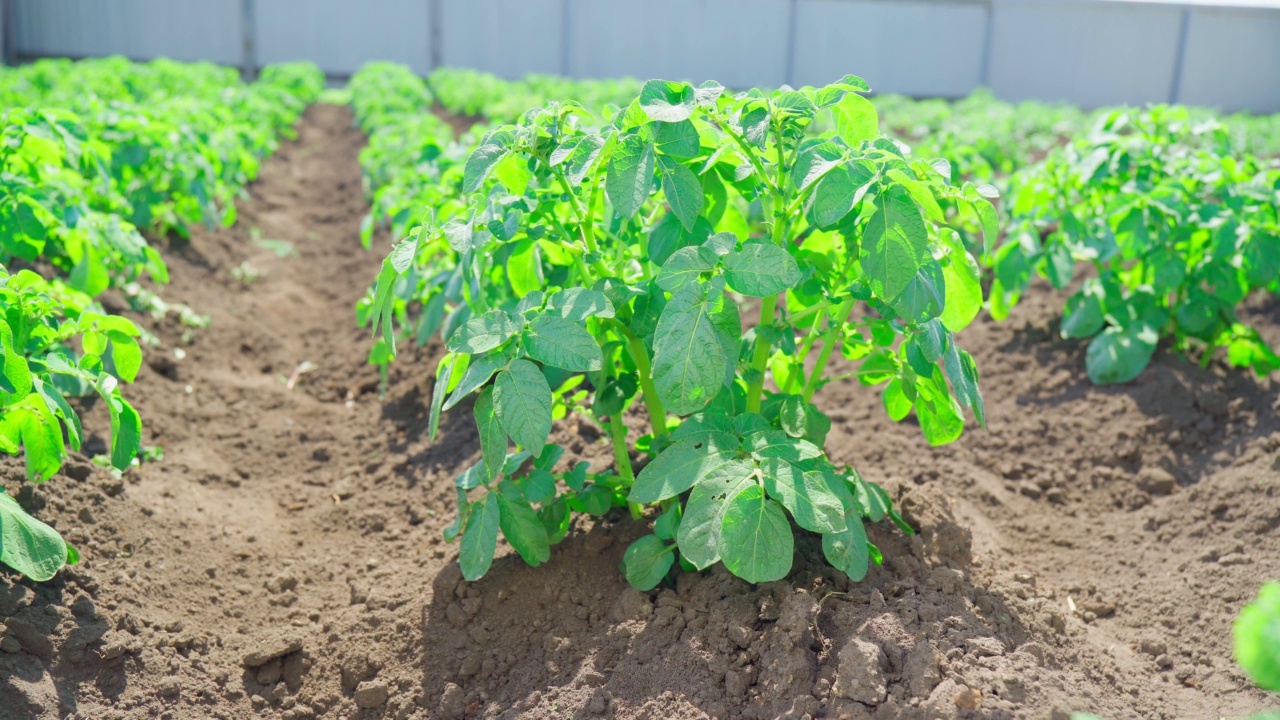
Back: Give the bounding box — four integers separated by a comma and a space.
784, 0, 799, 88
429, 0, 442, 70
2, 0, 15, 66
240, 0, 257, 79
1169, 6, 1191, 104
979, 0, 995, 89
560, 0, 573, 77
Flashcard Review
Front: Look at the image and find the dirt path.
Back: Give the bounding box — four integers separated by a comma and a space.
0, 106, 1277, 720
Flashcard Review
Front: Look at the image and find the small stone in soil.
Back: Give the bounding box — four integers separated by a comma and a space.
439, 682, 465, 720
242, 636, 303, 667
832, 638, 886, 704
1137, 467, 1177, 495
354, 680, 389, 709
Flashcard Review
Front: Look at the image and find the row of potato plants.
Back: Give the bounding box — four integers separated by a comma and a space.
428, 68, 642, 126
0, 57, 324, 581
992, 106, 1280, 384
360, 67, 998, 589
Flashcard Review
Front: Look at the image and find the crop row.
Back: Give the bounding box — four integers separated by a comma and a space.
352, 66, 1279, 695
0, 57, 324, 580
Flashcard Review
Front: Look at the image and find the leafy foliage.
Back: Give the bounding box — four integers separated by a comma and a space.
429, 68, 641, 125
371, 74, 995, 589
0, 57, 322, 581
1236, 581, 1280, 693
993, 106, 1280, 383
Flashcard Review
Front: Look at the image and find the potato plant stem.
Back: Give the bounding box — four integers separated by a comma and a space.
802, 298, 857, 402
746, 123, 793, 413
745, 293, 777, 413
608, 414, 643, 519
627, 334, 669, 439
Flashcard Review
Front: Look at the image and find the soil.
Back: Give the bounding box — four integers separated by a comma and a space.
1, 105, 1278, 720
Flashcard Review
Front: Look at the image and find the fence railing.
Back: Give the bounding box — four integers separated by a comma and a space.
4, 0, 1279, 112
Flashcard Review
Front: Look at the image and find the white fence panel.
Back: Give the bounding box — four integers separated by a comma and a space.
793, 0, 987, 96
1178, 6, 1280, 113
440, 0, 564, 77
255, 0, 431, 76
566, 0, 790, 88
14, 0, 241, 64
987, 0, 1182, 107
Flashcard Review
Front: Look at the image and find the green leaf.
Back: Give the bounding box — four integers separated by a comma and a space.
778, 395, 807, 438
0, 493, 69, 582
676, 464, 755, 570
507, 238, 543, 298
655, 246, 717, 293
497, 485, 550, 567
549, 287, 615, 322
653, 120, 701, 158
831, 74, 871, 92
621, 535, 674, 591
628, 434, 743, 503
429, 354, 456, 441
892, 260, 946, 323
106, 333, 143, 383
1235, 581, 1280, 692
882, 378, 912, 421
443, 488, 469, 543
106, 393, 141, 472
912, 367, 964, 446
658, 156, 704, 232
445, 309, 520, 355
723, 243, 802, 297
654, 504, 682, 540
0, 396, 65, 483
1060, 281, 1106, 340
459, 493, 500, 581
940, 250, 983, 333
539, 497, 571, 544
0, 322, 33, 406
831, 93, 879, 146
564, 135, 606, 186
443, 352, 507, 412
494, 359, 553, 456
862, 185, 932, 311
1086, 324, 1158, 385
464, 143, 511, 192
474, 387, 507, 481
808, 160, 874, 229
526, 315, 602, 372
639, 80, 696, 122
606, 134, 656, 219
744, 429, 823, 463
792, 141, 844, 192
761, 459, 846, 534
822, 513, 870, 581
719, 484, 793, 583
943, 345, 986, 429
652, 283, 728, 415
648, 213, 711, 267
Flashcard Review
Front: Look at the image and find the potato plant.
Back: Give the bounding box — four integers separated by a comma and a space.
993, 106, 1280, 384
374, 77, 996, 589
0, 58, 324, 582
0, 269, 144, 580
1237, 581, 1280, 693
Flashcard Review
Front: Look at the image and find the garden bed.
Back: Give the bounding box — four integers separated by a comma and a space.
0, 104, 1275, 720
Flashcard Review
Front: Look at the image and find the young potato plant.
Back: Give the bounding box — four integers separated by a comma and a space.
373, 77, 996, 589
993, 106, 1280, 384
1237, 581, 1280, 693
0, 268, 144, 580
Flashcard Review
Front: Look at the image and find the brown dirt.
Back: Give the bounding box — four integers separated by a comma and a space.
1, 105, 1278, 720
